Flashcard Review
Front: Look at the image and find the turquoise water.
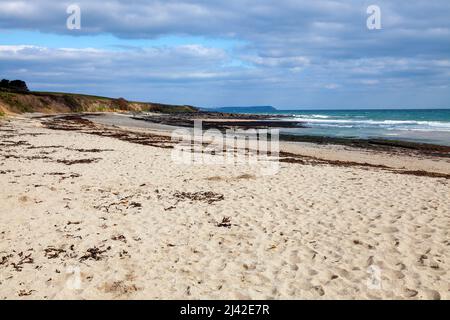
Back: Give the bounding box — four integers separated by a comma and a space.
252, 109, 450, 146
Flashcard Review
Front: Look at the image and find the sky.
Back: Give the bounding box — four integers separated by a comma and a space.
0, 0, 449, 109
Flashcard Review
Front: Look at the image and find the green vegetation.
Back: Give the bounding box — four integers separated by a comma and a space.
95, 105, 108, 112
62, 94, 82, 112
143, 103, 198, 113
113, 97, 129, 110
0, 110, 5, 117
0, 86, 199, 115
0, 79, 29, 92
0, 92, 33, 113
33, 91, 113, 101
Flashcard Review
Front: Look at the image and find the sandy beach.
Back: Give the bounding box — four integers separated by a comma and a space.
1, 113, 449, 300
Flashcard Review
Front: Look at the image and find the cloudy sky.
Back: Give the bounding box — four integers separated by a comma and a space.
0, 0, 449, 109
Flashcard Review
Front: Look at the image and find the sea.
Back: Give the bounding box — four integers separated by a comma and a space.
244, 109, 450, 146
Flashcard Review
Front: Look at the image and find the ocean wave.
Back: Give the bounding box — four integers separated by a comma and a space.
281, 117, 450, 134
291, 114, 332, 119
287, 117, 450, 130
391, 127, 450, 132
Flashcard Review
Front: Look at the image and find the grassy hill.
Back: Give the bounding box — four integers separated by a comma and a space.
0, 90, 198, 116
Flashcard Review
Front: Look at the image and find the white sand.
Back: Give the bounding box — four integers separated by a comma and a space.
0, 115, 449, 299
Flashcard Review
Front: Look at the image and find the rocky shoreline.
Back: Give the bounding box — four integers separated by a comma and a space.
128, 112, 450, 158
131, 111, 303, 130
28, 113, 450, 179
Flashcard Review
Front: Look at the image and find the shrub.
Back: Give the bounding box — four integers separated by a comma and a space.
0, 92, 32, 112
96, 105, 107, 112
0, 79, 29, 92
9, 80, 29, 92
62, 94, 82, 112
112, 97, 129, 110
0, 79, 9, 88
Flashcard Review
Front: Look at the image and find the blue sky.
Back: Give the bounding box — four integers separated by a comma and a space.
0, 0, 449, 109
0, 30, 240, 50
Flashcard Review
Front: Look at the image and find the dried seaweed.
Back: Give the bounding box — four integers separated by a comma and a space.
0, 254, 13, 266
217, 217, 232, 228
56, 158, 101, 165
44, 247, 66, 259
10, 252, 34, 271
173, 191, 224, 204
111, 235, 127, 243
79, 246, 110, 261
18, 289, 35, 297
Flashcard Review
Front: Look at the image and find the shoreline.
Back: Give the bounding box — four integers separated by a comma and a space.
127, 112, 450, 154
36, 113, 450, 177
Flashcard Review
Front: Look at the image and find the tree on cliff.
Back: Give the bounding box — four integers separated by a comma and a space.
0, 79, 29, 92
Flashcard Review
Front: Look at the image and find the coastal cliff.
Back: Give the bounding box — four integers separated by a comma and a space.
0, 80, 198, 116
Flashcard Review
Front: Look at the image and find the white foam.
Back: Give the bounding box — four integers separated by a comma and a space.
291, 114, 331, 119
286, 117, 450, 131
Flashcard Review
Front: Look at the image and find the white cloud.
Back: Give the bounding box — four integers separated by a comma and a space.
0, 1, 449, 107
241, 55, 310, 68
0, 45, 40, 52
